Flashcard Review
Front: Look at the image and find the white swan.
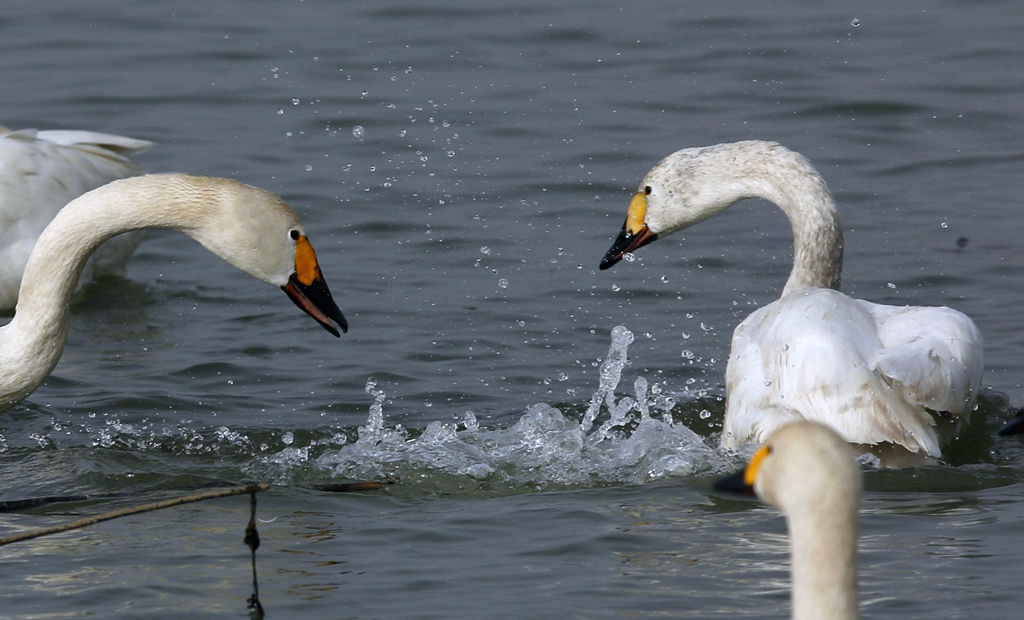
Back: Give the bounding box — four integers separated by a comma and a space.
715, 420, 861, 620
0, 173, 347, 413
600, 141, 983, 458
0, 126, 154, 310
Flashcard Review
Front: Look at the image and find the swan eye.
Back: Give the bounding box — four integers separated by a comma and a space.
644, 185, 652, 196
289, 229, 301, 241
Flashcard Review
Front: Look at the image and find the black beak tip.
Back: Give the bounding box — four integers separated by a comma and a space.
321, 303, 348, 337
283, 275, 348, 338
712, 469, 755, 495
598, 253, 620, 270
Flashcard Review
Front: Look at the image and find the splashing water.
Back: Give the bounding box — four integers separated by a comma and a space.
306, 326, 726, 493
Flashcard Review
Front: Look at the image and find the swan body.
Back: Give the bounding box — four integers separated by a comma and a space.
600, 140, 983, 457
715, 420, 861, 620
0, 173, 347, 412
0, 126, 154, 309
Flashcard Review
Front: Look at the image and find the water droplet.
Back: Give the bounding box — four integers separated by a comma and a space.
764, 380, 772, 387
660, 275, 669, 283
276, 109, 284, 115
941, 221, 948, 229
498, 278, 509, 289
611, 284, 620, 292
887, 282, 897, 289
557, 372, 569, 381
282, 431, 295, 445
851, 17, 860, 27
480, 246, 491, 255
305, 164, 313, 171
623, 252, 636, 263
699, 409, 712, 420
352, 125, 365, 139
781, 344, 790, 351
424, 400, 433, 408
292, 98, 300, 105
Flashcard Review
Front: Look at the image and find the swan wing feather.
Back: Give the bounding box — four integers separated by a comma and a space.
724, 289, 947, 455
0, 128, 152, 308
864, 300, 983, 415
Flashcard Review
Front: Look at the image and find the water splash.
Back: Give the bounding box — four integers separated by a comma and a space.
311, 326, 723, 492
39, 327, 727, 494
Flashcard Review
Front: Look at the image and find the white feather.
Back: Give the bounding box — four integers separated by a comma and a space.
605, 141, 983, 457
0, 126, 152, 309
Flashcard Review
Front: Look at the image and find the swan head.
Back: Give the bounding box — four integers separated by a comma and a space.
714, 420, 861, 514
599, 141, 798, 270
715, 422, 861, 619
176, 176, 348, 337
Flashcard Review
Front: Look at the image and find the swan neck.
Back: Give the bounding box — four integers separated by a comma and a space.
787, 502, 859, 620
1, 175, 209, 410
732, 144, 844, 295
780, 185, 844, 294
16, 176, 207, 313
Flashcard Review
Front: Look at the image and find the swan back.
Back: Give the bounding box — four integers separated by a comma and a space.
718, 420, 861, 620
0, 127, 153, 309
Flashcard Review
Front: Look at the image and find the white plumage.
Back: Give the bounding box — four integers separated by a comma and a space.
0, 173, 347, 413
601, 140, 983, 457
0, 126, 152, 309
716, 421, 861, 620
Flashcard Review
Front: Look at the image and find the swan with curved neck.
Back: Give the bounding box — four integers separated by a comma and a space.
715, 420, 861, 620
0, 173, 347, 412
0, 126, 154, 309
600, 141, 983, 457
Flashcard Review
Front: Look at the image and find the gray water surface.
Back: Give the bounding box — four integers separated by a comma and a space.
2, 1, 1024, 618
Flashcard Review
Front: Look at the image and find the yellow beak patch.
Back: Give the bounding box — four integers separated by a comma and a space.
745, 444, 771, 487
626, 192, 648, 235
294, 234, 324, 286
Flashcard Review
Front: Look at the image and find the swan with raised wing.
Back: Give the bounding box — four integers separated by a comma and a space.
0, 173, 347, 412
600, 141, 982, 458
0, 126, 153, 309
715, 420, 861, 620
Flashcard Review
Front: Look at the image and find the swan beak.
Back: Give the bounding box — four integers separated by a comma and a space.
712, 444, 771, 496
712, 468, 756, 495
599, 191, 658, 270
282, 235, 348, 337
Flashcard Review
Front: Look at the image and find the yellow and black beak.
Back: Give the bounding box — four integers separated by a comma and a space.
713, 444, 770, 496
282, 234, 348, 337
599, 191, 658, 270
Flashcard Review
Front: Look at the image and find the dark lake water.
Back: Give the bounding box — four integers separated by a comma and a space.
2, 1, 1024, 618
